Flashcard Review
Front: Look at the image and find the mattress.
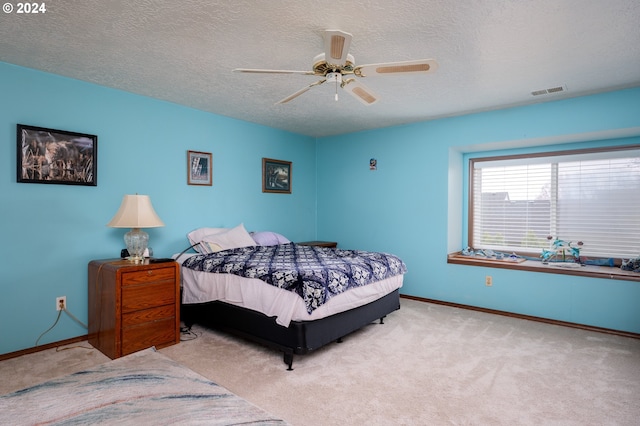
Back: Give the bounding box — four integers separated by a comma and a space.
178, 252, 403, 327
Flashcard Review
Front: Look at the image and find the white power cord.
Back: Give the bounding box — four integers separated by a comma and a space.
35, 306, 88, 347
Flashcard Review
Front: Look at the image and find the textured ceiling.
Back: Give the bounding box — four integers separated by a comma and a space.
1, 0, 639, 137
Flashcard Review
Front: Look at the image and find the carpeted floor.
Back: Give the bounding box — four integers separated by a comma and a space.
2, 298, 639, 425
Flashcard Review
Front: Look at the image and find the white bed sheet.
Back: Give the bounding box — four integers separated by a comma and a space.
177, 253, 403, 327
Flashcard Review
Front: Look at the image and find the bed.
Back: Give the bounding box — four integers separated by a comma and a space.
177, 224, 407, 370
0, 347, 287, 425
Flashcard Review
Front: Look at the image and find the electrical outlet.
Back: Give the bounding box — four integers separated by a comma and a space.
56, 296, 66, 311
485, 276, 493, 287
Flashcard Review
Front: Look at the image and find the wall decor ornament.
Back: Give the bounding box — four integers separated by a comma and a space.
262, 158, 291, 193
17, 124, 98, 186
187, 150, 213, 186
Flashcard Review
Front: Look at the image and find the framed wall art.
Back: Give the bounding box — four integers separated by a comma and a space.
17, 124, 98, 186
262, 158, 291, 194
187, 150, 213, 186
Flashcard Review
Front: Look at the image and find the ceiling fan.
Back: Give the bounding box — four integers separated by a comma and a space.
233, 30, 438, 105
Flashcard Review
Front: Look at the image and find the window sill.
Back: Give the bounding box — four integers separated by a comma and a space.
447, 253, 640, 282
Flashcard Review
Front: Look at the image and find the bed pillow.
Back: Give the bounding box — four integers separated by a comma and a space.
187, 227, 228, 252
199, 223, 256, 253
251, 231, 291, 246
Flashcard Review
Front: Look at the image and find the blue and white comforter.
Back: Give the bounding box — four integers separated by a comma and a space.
182, 243, 407, 314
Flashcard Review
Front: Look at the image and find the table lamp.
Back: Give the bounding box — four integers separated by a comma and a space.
107, 194, 165, 262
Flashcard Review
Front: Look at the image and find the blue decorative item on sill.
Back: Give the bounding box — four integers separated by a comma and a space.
621, 256, 640, 273
541, 236, 583, 264
461, 246, 522, 262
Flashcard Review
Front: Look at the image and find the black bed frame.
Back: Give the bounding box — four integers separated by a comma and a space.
182, 289, 400, 370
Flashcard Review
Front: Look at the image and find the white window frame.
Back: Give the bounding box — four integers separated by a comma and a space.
468, 145, 640, 260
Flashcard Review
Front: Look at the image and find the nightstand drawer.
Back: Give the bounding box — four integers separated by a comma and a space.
122, 267, 176, 286
122, 318, 177, 355
122, 304, 175, 327
122, 281, 176, 312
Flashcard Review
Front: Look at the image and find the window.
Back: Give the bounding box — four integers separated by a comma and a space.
469, 145, 640, 259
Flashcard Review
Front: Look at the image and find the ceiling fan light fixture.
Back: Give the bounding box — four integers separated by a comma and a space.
326, 72, 342, 84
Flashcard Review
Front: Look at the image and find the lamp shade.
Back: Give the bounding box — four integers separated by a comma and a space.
107, 195, 165, 228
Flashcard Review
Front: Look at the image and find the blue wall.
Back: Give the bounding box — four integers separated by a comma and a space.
0, 62, 316, 355
316, 87, 640, 334
2, 60, 639, 356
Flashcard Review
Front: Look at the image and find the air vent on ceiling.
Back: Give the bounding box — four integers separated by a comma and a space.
531, 85, 568, 97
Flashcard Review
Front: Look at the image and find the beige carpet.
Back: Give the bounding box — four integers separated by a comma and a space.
2, 298, 639, 425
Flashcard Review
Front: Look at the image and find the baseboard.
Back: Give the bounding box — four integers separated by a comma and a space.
400, 295, 640, 340
0, 335, 89, 362
3, 296, 637, 360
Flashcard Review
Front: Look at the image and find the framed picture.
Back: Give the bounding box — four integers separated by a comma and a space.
262, 157, 291, 194
17, 124, 97, 186
187, 150, 212, 186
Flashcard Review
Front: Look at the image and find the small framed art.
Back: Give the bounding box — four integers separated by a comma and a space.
17, 124, 98, 186
262, 157, 291, 194
187, 150, 212, 186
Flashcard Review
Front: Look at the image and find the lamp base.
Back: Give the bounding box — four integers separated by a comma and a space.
124, 228, 149, 263
126, 255, 145, 263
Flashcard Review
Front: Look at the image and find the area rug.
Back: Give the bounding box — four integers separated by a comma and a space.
0, 347, 287, 425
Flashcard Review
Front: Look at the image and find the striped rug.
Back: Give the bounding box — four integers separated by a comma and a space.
0, 347, 287, 425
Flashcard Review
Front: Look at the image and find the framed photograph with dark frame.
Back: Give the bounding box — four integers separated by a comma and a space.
262, 157, 291, 194
17, 124, 97, 186
187, 150, 213, 186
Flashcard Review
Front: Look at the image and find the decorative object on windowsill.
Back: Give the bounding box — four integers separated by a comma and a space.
107, 194, 165, 263
460, 247, 524, 262
541, 236, 583, 264
621, 256, 640, 273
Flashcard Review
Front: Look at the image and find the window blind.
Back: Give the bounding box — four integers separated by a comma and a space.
470, 146, 640, 259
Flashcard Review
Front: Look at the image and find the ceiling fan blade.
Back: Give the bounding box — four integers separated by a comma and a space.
324, 30, 353, 66
342, 79, 379, 105
276, 79, 327, 105
233, 68, 315, 75
354, 59, 438, 77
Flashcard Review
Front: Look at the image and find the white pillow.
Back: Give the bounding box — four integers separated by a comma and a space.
200, 223, 256, 253
187, 227, 228, 252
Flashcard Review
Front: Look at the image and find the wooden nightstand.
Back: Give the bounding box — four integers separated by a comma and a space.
297, 241, 338, 248
88, 259, 180, 359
